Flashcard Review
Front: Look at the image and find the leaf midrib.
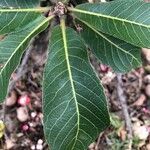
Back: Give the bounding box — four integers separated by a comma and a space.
60, 19, 80, 150
76, 17, 141, 65
69, 7, 150, 28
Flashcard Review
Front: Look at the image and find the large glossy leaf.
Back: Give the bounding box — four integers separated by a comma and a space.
0, 15, 53, 102
43, 20, 110, 150
70, 0, 150, 48
77, 20, 142, 73
0, 0, 48, 34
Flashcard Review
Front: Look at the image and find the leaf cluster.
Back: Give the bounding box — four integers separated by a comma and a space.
0, 0, 150, 149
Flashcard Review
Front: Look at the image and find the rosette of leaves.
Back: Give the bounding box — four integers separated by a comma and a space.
0, 0, 150, 149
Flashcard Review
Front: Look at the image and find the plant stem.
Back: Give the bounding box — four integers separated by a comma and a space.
117, 73, 133, 150
0, 7, 50, 13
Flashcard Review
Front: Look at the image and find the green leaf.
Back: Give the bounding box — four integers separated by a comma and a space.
77, 20, 142, 73
0, 15, 53, 102
43, 19, 110, 150
0, 0, 40, 8
0, 0, 48, 34
0, 12, 41, 34
70, 0, 150, 48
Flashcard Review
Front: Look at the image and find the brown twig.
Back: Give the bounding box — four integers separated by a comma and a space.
116, 73, 133, 150
95, 133, 102, 150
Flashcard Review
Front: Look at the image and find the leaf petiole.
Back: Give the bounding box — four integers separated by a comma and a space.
0, 7, 50, 13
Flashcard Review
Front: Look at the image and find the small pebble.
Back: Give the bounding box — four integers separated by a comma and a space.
5, 91, 17, 106
133, 125, 149, 140
17, 107, 29, 122
29, 122, 34, 127
144, 75, 150, 84
16, 133, 23, 137
31, 145, 36, 150
88, 142, 96, 149
38, 113, 43, 119
38, 139, 43, 145
5, 139, 15, 149
142, 48, 150, 64
36, 144, 43, 150
31, 112, 37, 118
145, 84, 150, 97
146, 144, 150, 150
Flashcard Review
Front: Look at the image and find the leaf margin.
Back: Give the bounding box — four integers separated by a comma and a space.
0, 15, 54, 102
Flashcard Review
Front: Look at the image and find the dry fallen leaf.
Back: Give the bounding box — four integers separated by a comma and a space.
132, 94, 146, 106
0, 120, 5, 139
117, 126, 127, 141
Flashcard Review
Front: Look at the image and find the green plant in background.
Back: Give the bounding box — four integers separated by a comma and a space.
0, 0, 150, 149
